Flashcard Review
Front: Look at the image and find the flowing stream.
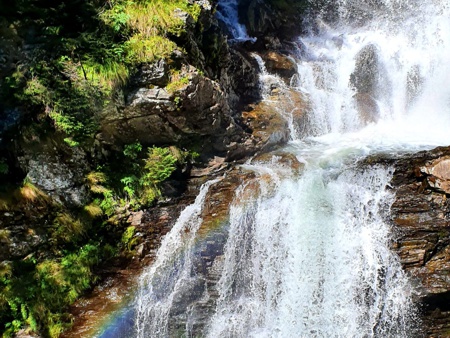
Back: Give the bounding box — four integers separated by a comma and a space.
100, 0, 450, 337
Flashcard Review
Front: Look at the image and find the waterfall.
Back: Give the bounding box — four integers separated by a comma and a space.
133, 179, 220, 337
215, 0, 254, 41
107, 0, 450, 337
205, 163, 416, 337
295, 0, 450, 145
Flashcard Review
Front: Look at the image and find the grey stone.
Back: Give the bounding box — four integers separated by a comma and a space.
131, 60, 169, 87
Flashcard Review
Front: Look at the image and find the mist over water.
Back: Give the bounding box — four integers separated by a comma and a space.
296, 0, 450, 149
111, 1, 450, 337
204, 164, 416, 337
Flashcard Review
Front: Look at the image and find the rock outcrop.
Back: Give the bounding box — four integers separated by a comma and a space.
364, 146, 450, 336
99, 66, 247, 158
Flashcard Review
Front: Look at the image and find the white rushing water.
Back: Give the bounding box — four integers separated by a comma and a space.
131, 0, 450, 337
205, 162, 414, 337
294, 0, 450, 149
134, 179, 220, 337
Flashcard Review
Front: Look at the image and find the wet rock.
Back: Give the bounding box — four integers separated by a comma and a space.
241, 0, 276, 37
241, 101, 290, 153
350, 44, 391, 124
263, 36, 282, 50
164, 169, 257, 336
191, 156, 227, 177
287, 89, 309, 135
227, 47, 260, 105
354, 93, 379, 124
406, 65, 424, 106
350, 44, 380, 95
253, 150, 305, 176
263, 51, 298, 81
237, 0, 305, 39
420, 157, 450, 194
365, 146, 450, 336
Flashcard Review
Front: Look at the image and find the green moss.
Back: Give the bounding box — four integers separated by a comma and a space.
124, 34, 178, 64
166, 70, 190, 93
121, 226, 137, 251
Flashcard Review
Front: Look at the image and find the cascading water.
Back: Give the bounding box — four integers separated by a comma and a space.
295, 0, 450, 145
215, 0, 253, 41
107, 0, 450, 337
133, 179, 220, 337
205, 162, 415, 337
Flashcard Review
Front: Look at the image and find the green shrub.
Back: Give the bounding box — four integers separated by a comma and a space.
123, 141, 143, 160
0, 244, 102, 337
88, 145, 183, 215
142, 146, 178, 185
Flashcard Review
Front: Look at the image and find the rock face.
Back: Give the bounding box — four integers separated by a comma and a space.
100, 67, 245, 155
17, 141, 90, 206
370, 146, 450, 336
237, 0, 307, 39
0, 187, 57, 261
96, 1, 264, 160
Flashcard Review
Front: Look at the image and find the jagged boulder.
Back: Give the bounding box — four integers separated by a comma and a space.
350, 44, 386, 124
420, 157, 450, 194
350, 44, 380, 95
241, 101, 289, 151
130, 60, 170, 88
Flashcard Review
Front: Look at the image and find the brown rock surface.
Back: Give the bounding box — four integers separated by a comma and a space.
263, 51, 298, 81
368, 146, 450, 337
421, 157, 450, 194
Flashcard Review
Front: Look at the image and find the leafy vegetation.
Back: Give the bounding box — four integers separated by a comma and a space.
0, 0, 204, 336
166, 69, 190, 93
0, 181, 105, 337
0, 244, 106, 338
122, 226, 137, 251
0, 0, 202, 147
88, 143, 195, 217
0, 160, 8, 175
